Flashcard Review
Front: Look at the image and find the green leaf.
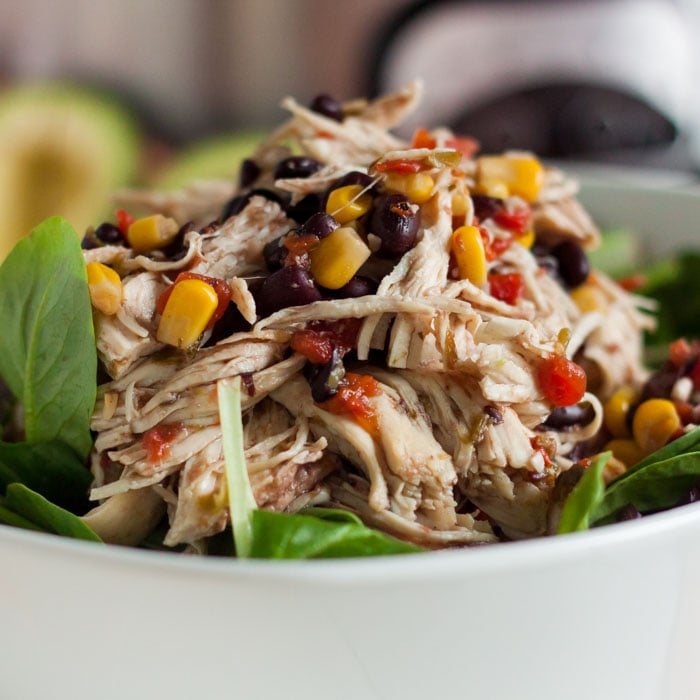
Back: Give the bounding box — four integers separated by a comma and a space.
4, 483, 101, 542
0, 217, 96, 458
249, 509, 421, 559
557, 452, 610, 534
0, 440, 91, 513
218, 377, 256, 558
0, 497, 43, 532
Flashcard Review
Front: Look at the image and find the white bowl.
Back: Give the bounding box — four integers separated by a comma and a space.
1, 182, 699, 700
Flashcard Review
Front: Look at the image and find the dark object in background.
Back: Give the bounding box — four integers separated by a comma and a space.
368, 0, 695, 170
452, 83, 677, 160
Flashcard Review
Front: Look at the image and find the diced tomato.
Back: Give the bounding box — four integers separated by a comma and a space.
618, 273, 646, 292
143, 423, 184, 462
537, 355, 587, 407
489, 272, 524, 305
308, 318, 362, 356
290, 330, 334, 364
156, 272, 231, 329
669, 338, 693, 368
375, 159, 426, 174
115, 208, 135, 235
530, 436, 553, 468
412, 128, 436, 149
444, 135, 480, 161
479, 228, 513, 262
320, 373, 381, 436
283, 233, 319, 268
493, 207, 531, 234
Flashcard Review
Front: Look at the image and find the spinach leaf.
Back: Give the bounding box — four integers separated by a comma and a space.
218, 377, 256, 558
1, 483, 101, 542
0, 440, 91, 513
0, 217, 96, 459
249, 509, 421, 559
557, 452, 610, 534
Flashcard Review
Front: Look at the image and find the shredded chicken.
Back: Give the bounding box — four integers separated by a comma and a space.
83, 81, 653, 550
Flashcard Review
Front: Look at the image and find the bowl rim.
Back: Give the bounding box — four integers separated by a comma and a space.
2, 501, 698, 584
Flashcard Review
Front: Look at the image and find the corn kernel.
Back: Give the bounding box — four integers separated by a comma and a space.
157, 278, 219, 348
473, 178, 510, 199
86, 261, 122, 315
477, 155, 544, 202
571, 284, 608, 314
326, 185, 373, 224
632, 398, 681, 454
451, 189, 470, 218
383, 172, 435, 204
451, 225, 487, 286
126, 214, 179, 253
604, 386, 638, 439
605, 439, 647, 468
310, 226, 371, 289
514, 229, 535, 249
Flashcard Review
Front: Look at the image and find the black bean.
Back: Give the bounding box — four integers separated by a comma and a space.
221, 188, 288, 221
640, 361, 681, 402
203, 302, 250, 346
369, 193, 419, 257
332, 275, 377, 298
163, 221, 195, 260
287, 194, 323, 224
484, 405, 504, 424
309, 94, 344, 122
262, 235, 288, 271
239, 158, 261, 189
274, 156, 323, 181
298, 212, 339, 239
254, 265, 322, 317
543, 402, 595, 430
80, 230, 100, 249
332, 171, 375, 192
94, 222, 123, 244
471, 195, 504, 222
305, 348, 346, 402
551, 240, 590, 289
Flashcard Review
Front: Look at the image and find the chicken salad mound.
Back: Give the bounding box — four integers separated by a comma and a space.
76, 81, 659, 551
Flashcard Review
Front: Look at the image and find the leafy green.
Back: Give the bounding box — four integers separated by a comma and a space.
557, 452, 610, 534
0, 217, 96, 459
591, 427, 700, 524
640, 252, 700, 352
218, 377, 256, 558
0, 440, 91, 513
248, 509, 421, 559
0, 484, 101, 542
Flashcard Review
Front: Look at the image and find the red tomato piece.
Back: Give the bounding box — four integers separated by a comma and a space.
444, 135, 480, 161
375, 159, 425, 174
115, 209, 135, 235
669, 338, 693, 368
320, 373, 381, 436
143, 423, 184, 462
489, 272, 525, 305
537, 355, 587, 407
290, 330, 334, 364
494, 207, 531, 234
412, 128, 436, 149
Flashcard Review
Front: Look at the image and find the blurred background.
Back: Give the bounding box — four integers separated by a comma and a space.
2, 0, 700, 257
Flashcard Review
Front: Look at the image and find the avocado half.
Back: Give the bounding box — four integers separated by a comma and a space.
152, 132, 264, 190
0, 83, 141, 260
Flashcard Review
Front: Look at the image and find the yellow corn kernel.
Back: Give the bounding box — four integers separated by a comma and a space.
632, 398, 681, 454
570, 284, 608, 314
156, 278, 218, 348
310, 226, 371, 289
451, 188, 470, 218
477, 155, 544, 202
86, 261, 122, 315
514, 229, 535, 249
325, 185, 373, 224
605, 439, 647, 468
383, 172, 435, 204
451, 225, 487, 286
604, 386, 638, 439
474, 178, 510, 199
126, 214, 179, 253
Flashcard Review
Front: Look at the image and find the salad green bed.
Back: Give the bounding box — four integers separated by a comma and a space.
0, 219, 698, 555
